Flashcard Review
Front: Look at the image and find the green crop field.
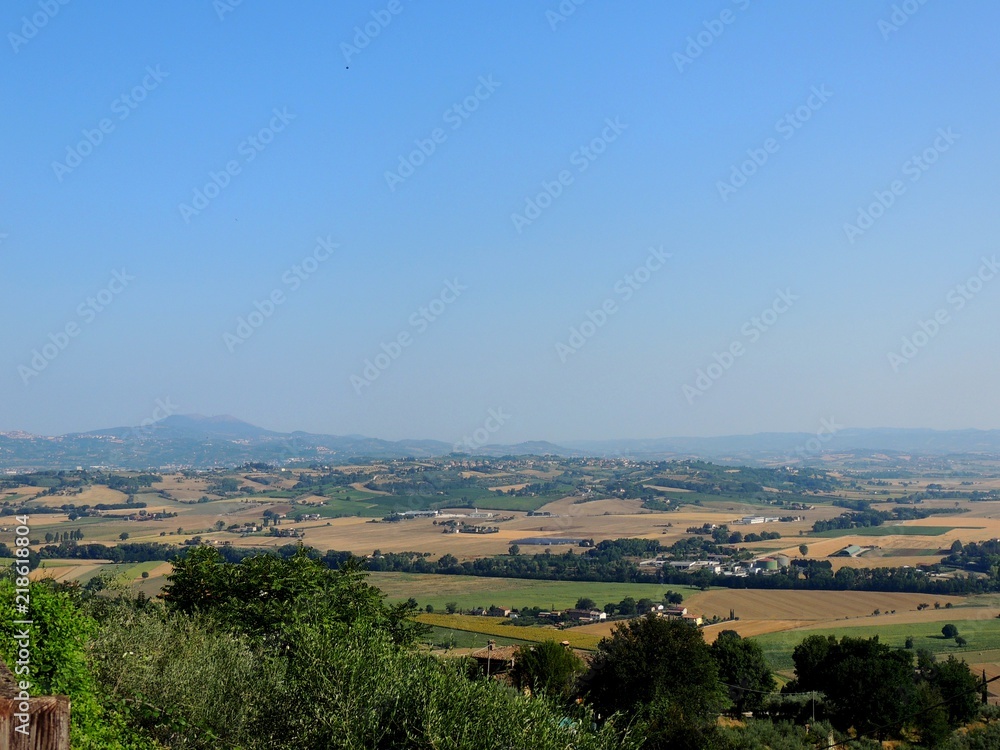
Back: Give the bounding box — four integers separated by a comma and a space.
371, 572, 698, 612
753, 618, 1000, 672
423, 625, 533, 650
468, 495, 558, 512
300, 496, 382, 518
810, 525, 967, 538
415, 614, 602, 650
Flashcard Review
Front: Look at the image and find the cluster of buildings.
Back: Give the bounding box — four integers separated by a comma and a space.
734, 514, 804, 525
116, 510, 177, 522
440, 521, 500, 534
463, 603, 703, 627
640, 554, 794, 577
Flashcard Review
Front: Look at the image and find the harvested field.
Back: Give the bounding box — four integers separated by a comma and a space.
686, 589, 967, 623
574, 589, 973, 644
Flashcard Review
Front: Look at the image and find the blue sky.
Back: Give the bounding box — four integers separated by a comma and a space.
3, 1, 1000, 443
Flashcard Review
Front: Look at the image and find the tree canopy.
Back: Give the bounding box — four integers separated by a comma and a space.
511, 640, 585, 703
710, 630, 776, 715
161, 545, 425, 646
581, 614, 728, 750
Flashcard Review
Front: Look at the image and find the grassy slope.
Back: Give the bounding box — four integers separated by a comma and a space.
754, 617, 1000, 671
371, 572, 698, 611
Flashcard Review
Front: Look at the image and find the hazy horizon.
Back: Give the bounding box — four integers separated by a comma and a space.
5, 2, 1000, 444
9, 412, 1000, 448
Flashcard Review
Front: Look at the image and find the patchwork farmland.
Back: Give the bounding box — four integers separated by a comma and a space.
7, 457, 1000, 671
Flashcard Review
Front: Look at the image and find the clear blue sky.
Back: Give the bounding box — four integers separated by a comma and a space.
4, 1, 1000, 443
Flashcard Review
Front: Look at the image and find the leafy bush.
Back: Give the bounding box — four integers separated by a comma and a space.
0, 578, 155, 749
89, 605, 288, 749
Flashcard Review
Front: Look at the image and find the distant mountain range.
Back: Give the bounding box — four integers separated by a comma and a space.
4, 414, 1000, 471
0, 415, 573, 471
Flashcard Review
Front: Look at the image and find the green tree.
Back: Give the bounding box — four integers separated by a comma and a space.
927, 656, 980, 727
792, 635, 916, 739
580, 614, 728, 750
799, 544, 809, 556
943, 624, 959, 639
710, 630, 776, 715
445, 601, 458, 614
617, 596, 637, 616
512, 641, 584, 703
162, 547, 424, 646
282, 621, 636, 750
508, 544, 520, 556
119, 532, 129, 541
913, 680, 953, 748
576, 597, 597, 611
0, 579, 147, 748
788, 634, 836, 692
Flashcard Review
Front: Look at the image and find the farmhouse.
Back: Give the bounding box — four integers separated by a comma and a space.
470, 644, 518, 674
564, 608, 607, 623
658, 606, 703, 626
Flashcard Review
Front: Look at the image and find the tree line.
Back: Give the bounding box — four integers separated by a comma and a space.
26, 537, 999, 596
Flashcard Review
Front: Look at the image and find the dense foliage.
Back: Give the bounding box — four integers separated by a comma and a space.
581, 615, 728, 750
785, 634, 982, 743
710, 630, 776, 715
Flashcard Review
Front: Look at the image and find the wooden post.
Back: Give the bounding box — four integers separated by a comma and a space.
0, 661, 70, 750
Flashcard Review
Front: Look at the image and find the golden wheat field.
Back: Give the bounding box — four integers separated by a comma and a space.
572, 589, 975, 642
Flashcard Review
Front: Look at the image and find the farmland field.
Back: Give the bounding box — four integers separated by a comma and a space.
811, 525, 970, 538
415, 613, 603, 650
423, 625, 533, 650
10, 465, 1000, 666
572, 589, 973, 642
33, 558, 169, 586
371, 572, 698, 612
753, 617, 1000, 671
